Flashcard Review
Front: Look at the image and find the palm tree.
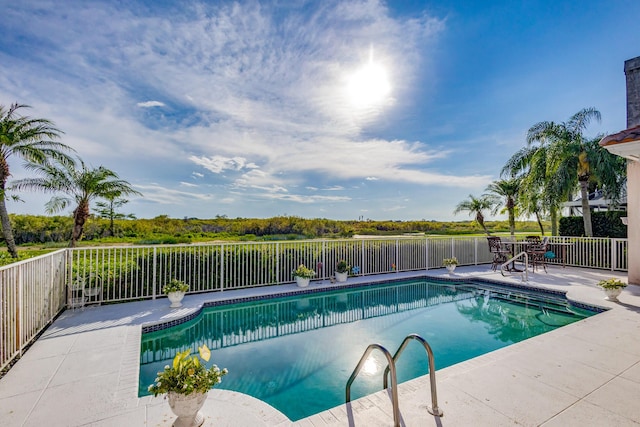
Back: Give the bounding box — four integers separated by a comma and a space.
485, 178, 520, 237
453, 194, 498, 235
503, 144, 572, 236
527, 107, 602, 237
95, 195, 136, 236
0, 103, 73, 257
13, 158, 141, 246
581, 136, 626, 205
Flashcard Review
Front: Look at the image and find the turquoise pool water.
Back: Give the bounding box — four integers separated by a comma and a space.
139, 278, 598, 421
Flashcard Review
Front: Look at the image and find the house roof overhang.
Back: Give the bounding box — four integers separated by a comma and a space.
599, 125, 640, 161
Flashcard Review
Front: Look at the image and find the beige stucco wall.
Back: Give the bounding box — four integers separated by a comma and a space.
628, 159, 640, 285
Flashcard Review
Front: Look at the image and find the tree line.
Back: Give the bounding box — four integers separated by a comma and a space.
454, 108, 626, 237
5, 214, 545, 246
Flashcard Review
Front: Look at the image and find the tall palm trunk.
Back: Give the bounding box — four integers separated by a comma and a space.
0, 167, 18, 257
507, 197, 515, 237
476, 212, 490, 235
0, 199, 18, 257
535, 212, 545, 236
550, 209, 558, 236
71, 201, 90, 247
579, 179, 593, 237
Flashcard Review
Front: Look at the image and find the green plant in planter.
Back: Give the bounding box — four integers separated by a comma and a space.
292, 264, 315, 279
163, 278, 189, 294
597, 278, 627, 289
443, 257, 458, 267
148, 345, 228, 396
336, 260, 350, 274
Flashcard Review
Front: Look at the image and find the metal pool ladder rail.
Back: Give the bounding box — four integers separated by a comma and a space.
345, 334, 443, 427
385, 334, 444, 417
501, 251, 529, 282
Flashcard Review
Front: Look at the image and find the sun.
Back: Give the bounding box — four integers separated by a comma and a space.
347, 61, 391, 108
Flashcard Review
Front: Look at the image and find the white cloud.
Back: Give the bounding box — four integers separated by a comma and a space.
260, 193, 351, 204
189, 155, 259, 174
137, 101, 165, 108
135, 184, 213, 205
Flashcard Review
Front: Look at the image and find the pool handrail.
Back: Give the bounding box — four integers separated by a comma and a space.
346, 343, 400, 427
383, 334, 444, 417
501, 251, 529, 282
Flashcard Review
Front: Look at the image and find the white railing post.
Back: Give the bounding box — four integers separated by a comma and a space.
451, 238, 455, 258
361, 239, 365, 276
220, 244, 225, 292
611, 238, 615, 271
474, 238, 478, 265
322, 240, 326, 280
425, 237, 429, 271
152, 247, 157, 299
275, 242, 280, 284
17, 265, 23, 356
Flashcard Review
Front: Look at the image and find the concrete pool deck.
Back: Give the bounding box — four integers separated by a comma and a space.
0, 265, 639, 426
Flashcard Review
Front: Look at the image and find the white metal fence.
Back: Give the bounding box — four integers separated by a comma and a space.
0, 249, 66, 372
0, 235, 629, 371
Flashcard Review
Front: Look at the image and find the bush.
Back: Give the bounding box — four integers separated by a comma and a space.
559, 211, 627, 238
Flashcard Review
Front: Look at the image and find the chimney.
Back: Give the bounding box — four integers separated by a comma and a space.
626, 56, 640, 128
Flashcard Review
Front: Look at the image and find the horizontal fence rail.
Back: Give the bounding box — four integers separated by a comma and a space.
0, 235, 629, 372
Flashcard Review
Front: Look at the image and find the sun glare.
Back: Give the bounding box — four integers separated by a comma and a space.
346, 46, 391, 109
347, 62, 391, 108
362, 356, 379, 375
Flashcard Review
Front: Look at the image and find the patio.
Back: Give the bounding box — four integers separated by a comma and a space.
0, 265, 638, 426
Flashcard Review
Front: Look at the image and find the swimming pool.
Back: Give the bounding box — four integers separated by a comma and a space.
139, 278, 600, 421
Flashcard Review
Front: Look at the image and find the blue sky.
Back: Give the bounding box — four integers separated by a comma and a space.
1, 0, 639, 221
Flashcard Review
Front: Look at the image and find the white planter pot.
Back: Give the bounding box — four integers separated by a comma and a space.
445, 265, 456, 273
296, 277, 310, 288
603, 287, 622, 301
335, 271, 348, 282
168, 291, 186, 308
167, 391, 207, 427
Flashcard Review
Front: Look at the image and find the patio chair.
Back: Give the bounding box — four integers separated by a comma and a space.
487, 236, 510, 271
526, 237, 548, 273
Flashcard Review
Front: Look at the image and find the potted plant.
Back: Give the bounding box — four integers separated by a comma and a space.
292, 264, 315, 288
148, 345, 228, 427
443, 257, 458, 273
163, 279, 190, 308
335, 260, 350, 282
597, 278, 627, 301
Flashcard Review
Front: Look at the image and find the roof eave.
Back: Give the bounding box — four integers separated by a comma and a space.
599, 125, 640, 161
